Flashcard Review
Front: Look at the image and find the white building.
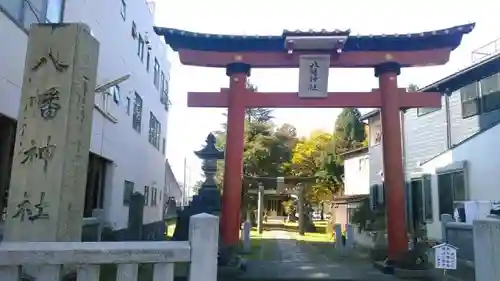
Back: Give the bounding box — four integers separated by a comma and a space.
0, 0, 180, 236
165, 159, 182, 204
360, 40, 500, 242
342, 147, 370, 196
332, 147, 370, 229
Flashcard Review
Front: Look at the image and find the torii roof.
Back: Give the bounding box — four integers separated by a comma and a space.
154, 23, 474, 53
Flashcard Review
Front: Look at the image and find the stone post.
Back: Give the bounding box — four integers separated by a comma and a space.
345, 223, 354, 250
189, 213, 219, 281
473, 219, 500, 281
335, 223, 343, 252
242, 221, 251, 252
440, 213, 454, 241
257, 183, 264, 234
127, 192, 145, 241
298, 184, 305, 236
4, 23, 99, 242
91, 208, 104, 241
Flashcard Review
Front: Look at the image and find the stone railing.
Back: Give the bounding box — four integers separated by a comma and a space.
439, 214, 474, 264
0, 213, 218, 281
473, 219, 500, 281
443, 221, 474, 263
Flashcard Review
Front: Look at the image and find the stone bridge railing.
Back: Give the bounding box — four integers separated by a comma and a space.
0, 213, 218, 281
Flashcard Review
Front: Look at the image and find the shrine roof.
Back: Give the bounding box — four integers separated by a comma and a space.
154, 23, 474, 53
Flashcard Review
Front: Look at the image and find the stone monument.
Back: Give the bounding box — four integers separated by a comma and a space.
4, 23, 99, 242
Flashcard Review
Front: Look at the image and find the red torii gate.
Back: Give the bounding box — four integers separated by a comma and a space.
155, 23, 474, 263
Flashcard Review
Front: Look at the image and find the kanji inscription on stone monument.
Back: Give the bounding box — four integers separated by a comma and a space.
4, 23, 99, 242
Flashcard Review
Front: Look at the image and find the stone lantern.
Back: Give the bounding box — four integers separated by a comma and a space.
171, 133, 223, 241
193, 133, 224, 214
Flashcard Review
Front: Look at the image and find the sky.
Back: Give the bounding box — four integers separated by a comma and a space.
154, 0, 500, 192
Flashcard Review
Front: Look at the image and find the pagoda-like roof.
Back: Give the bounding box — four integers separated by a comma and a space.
154, 23, 474, 53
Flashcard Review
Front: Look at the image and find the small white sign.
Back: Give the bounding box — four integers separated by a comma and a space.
433, 243, 458, 270
298, 55, 330, 98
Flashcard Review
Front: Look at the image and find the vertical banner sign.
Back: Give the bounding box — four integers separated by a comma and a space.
298, 55, 330, 98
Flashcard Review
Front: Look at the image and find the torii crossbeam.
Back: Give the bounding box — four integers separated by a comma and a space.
155, 23, 474, 264
188, 88, 439, 108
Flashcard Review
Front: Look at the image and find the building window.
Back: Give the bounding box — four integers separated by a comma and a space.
146, 49, 151, 72
162, 138, 166, 155
164, 76, 170, 98
123, 180, 134, 206
160, 73, 170, 106
480, 73, 500, 113
131, 21, 137, 38
160, 71, 165, 94
410, 175, 433, 224
358, 157, 368, 171
132, 92, 143, 133
84, 153, 107, 217
347, 207, 356, 224
437, 170, 466, 219
144, 186, 149, 206
423, 175, 433, 222
120, 0, 126, 20
0, 0, 63, 29
125, 96, 131, 115
461, 82, 481, 118
153, 58, 160, 89
461, 74, 500, 118
149, 112, 161, 149
151, 187, 157, 206
138, 34, 145, 61
110, 85, 120, 104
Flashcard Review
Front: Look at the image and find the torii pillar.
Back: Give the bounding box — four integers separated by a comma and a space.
189, 62, 440, 262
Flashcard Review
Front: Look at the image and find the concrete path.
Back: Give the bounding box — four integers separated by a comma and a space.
274, 231, 314, 263
237, 230, 422, 281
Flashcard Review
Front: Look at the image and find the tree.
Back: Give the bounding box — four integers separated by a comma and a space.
408, 83, 419, 91
217, 82, 274, 131
288, 131, 343, 204
333, 108, 365, 153
191, 180, 204, 194
210, 83, 298, 190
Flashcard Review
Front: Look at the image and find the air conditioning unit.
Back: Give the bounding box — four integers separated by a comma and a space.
453, 201, 493, 224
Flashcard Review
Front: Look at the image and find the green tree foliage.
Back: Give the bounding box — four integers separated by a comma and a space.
212, 82, 297, 189
191, 180, 204, 194
287, 131, 344, 204
407, 83, 419, 91
197, 82, 369, 217
334, 108, 366, 152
